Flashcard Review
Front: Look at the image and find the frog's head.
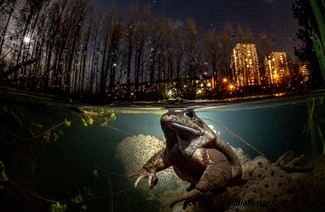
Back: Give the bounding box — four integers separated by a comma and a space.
161, 109, 215, 145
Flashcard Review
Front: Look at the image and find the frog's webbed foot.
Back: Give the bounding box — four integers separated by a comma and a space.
129, 168, 158, 189
169, 188, 212, 209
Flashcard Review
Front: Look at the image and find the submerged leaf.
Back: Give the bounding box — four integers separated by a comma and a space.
81, 205, 87, 211
72, 194, 83, 204
53, 133, 59, 142
50, 202, 67, 212
86, 116, 93, 125
0, 161, 8, 182
3, 104, 8, 113
100, 118, 109, 126
109, 112, 116, 120
0, 171, 8, 182
64, 118, 71, 127
92, 169, 99, 178
43, 130, 51, 143
81, 118, 88, 127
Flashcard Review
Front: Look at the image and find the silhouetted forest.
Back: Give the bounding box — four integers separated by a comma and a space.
0, 0, 312, 101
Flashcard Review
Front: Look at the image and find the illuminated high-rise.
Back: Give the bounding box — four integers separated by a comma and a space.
231, 43, 260, 87
264, 52, 289, 84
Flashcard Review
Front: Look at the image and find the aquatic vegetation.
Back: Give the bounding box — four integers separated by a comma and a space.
92, 169, 99, 178
0, 161, 8, 189
50, 202, 67, 212
80, 114, 93, 127
78, 106, 116, 127
304, 97, 325, 154
64, 119, 71, 127
71, 191, 87, 211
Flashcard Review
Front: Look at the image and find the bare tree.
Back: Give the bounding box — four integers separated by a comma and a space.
173, 23, 185, 91
218, 22, 235, 79
147, 15, 165, 85
133, 4, 150, 96
184, 18, 199, 79
123, 3, 138, 98
235, 25, 254, 43
257, 32, 275, 59
98, 7, 123, 95
65, 0, 89, 94
204, 29, 219, 88
0, 0, 17, 56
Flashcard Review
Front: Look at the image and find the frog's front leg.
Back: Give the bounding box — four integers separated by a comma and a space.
170, 148, 232, 209
129, 149, 171, 189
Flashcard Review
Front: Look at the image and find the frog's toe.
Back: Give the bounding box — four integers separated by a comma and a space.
129, 168, 158, 188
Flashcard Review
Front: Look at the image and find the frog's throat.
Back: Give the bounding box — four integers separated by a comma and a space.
170, 122, 202, 136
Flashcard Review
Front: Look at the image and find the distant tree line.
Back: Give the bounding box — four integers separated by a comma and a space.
1, 0, 303, 100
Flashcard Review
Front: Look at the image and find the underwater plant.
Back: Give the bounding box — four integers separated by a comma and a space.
50, 202, 67, 212
78, 106, 116, 127
305, 97, 325, 154
0, 161, 8, 189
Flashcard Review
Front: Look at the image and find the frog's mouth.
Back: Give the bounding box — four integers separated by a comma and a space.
170, 122, 202, 136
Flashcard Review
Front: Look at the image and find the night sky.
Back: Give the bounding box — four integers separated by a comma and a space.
96, 0, 300, 58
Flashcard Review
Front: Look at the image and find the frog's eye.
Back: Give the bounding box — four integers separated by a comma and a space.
185, 110, 195, 120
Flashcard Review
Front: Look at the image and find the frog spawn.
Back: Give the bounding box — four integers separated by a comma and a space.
117, 134, 323, 211
116, 134, 188, 210
203, 154, 319, 212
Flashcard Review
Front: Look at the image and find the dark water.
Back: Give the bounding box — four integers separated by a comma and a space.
0, 90, 324, 211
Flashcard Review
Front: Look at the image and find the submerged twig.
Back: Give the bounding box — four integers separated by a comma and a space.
94, 164, 127, 179
205, 118, 267, 158
107, 177, 114, 212
103, 124, 134, 136
317, 124, 325, 154
8, 179, 69, 204
302, 97, 316, 136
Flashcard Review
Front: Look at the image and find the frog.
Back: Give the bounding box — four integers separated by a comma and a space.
129, 109, 242, 209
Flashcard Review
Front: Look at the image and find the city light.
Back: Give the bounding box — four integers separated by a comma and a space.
222, 78, 228, 83
228, 84, 235, 90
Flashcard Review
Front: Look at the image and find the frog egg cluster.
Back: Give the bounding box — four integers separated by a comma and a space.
116, 134, 165, 176
198, 154, 322, 211
231, 146, 250, 165
311, 155, 325, 201
223, 155, 318, 211
116, 134, 187, 210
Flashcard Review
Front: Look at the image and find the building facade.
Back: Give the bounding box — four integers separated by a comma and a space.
231, 43, 261, 87
264, 52, 290, 84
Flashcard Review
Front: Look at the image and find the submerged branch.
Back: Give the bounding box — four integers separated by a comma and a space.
8, 179, 69, 204
204, 118, 267, 158
94, 164, 127, 179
